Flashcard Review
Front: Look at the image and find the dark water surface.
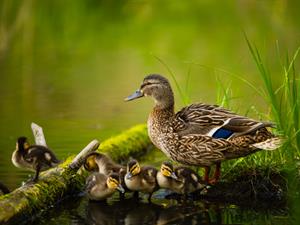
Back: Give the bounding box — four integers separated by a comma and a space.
21, 191, 288, 225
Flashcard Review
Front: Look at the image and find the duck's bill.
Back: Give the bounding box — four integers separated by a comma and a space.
117, 184, 125, 193
125, 90, 144, 101
171, 172, 179, 180
125, 172, 133, 180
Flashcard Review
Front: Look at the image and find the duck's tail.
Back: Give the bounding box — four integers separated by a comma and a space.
251, 137, 284, 150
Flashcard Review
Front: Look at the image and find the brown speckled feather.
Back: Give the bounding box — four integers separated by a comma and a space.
174, 103, 274, 138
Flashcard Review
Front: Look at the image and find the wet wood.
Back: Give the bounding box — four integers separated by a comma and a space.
31, 122, 47, 147
0, 124, 152, 224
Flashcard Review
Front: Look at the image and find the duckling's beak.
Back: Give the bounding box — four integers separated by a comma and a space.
125, 90, 144, 101
117, 184, 125, 193
125, 172, 133, 180
171, 172, 179, 180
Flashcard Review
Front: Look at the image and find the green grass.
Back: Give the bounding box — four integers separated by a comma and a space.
222, 41, 300, 177
246, 38, 300, 158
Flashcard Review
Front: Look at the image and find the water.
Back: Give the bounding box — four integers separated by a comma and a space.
19, 193, 289, 225
0, 0, 299, 223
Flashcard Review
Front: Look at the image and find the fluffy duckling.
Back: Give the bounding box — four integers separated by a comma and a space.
85, 172, 125, 201
125, 159, 159, 202
12, 136, 60, 182
84, 152, 125, 175
84, 152, 128, 198
157, 161, 205, 199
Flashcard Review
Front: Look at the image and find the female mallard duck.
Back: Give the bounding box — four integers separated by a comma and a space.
84, 152, 128, 198
85, 172, 125, 201
125, 74, 282, 184
125, 159, 159, 202
12, 136, 60, 182
157, 161, 205, 199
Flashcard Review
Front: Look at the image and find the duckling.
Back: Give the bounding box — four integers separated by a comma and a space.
84, 152, 128, 198
125, 159, 159, 202
85, 172, 125, 201
125, 74, 282, 183
157, 161, 205, 200
12, 136, 60, 182
0, 181, 10, 195
84, 152, 125, 175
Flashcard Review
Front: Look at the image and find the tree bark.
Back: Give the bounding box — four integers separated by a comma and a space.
0, 124, 152, 224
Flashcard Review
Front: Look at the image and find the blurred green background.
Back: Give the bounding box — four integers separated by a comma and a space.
0, 0, 299, 190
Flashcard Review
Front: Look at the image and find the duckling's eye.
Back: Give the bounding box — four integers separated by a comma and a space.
109, 178, 119, 184
130, 165, 137, 173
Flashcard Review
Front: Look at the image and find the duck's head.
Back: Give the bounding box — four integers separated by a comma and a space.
161, 161, 178, 180
125, 74, 174, 109
84, 152, 101, 172
107, 173, 125, 193
125, 159, 141, 179
16, 136, 30, 153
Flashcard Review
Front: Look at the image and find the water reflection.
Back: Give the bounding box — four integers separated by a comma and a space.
27, 194, 288, 225
86, 199, 205, 225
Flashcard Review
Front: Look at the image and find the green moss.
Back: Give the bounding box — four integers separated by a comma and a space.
98, 124, 153, 162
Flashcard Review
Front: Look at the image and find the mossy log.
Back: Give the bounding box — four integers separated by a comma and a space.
0, 124, 152, 224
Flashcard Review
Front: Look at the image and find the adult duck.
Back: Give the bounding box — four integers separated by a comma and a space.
125, 74, 282, 183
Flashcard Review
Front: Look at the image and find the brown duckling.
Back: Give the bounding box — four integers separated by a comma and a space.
157, 161, 205, 200
125, 159, 159, 202
84, 152, 125, 175
85, 172, 125, 201
12, 136, 60, 182
84, 152, 128, 198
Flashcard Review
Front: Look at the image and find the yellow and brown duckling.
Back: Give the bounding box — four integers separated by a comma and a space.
157, 161, 205, 199
84, 152, 125, 175
85, 172, 125, 201
126, 74, 282, 184
125, 159, 159, 202
12, 136, 60, 182
84, 152, 128, 198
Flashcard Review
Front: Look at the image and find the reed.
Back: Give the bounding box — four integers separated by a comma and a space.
222, 40, 300, 176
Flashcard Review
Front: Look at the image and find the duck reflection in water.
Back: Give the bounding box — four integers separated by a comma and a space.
85, 198, 221, 225
86, 199, 160, 225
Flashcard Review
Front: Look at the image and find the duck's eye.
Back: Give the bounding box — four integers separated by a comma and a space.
141, 82, 152, 89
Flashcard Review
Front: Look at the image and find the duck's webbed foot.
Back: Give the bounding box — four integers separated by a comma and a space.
204, 163, 221, 185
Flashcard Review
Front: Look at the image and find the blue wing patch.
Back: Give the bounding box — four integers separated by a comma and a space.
212, 128, 234, 139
